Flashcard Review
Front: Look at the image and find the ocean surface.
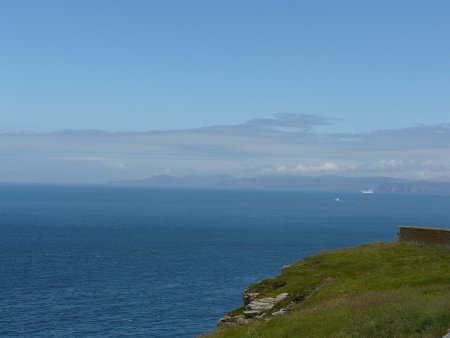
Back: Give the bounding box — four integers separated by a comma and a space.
1, 185, 449, 337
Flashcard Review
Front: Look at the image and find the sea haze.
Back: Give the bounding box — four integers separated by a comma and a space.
1, 185, 449, 337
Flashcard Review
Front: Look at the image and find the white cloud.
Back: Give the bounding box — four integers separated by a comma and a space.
263, 162, 346, 175
2, 114, 450, 182
294, 162, 339, 172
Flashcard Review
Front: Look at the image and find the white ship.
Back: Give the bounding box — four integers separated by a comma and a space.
361, 189, 374, 194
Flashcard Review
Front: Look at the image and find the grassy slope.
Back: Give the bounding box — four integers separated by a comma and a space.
213, 242, 450, 338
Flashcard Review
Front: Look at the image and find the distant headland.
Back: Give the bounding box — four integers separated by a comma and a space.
111, 174, 450, 194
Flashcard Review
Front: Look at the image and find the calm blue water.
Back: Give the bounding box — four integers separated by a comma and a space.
1, 185, 449, 337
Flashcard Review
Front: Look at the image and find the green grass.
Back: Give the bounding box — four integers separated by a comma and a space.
210, 242, 450, 338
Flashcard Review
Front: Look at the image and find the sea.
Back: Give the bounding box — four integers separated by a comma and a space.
1, 184, 449, 337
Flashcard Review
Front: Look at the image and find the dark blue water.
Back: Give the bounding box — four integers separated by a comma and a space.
1, 185, 449, 337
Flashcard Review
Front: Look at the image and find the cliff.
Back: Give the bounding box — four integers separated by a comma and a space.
206, 241, 450, 338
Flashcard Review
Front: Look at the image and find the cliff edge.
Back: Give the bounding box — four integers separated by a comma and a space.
206, 241, 450, 338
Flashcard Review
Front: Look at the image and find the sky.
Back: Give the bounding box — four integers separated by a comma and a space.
1, 0, 450, 183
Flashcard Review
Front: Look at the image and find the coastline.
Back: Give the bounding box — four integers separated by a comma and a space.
206, 237, 450, 337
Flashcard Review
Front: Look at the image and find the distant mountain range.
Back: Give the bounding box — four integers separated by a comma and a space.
110, 174, 450, 193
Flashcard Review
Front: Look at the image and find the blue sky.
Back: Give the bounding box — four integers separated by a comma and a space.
1, 1, 450, 182
2, 0, 449, 132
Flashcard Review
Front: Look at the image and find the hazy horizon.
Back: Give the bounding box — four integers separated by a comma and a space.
2, 116, 450, 184
2, 1, 449, 183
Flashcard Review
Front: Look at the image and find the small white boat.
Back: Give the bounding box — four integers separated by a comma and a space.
335, 197, 341, 202
361, 189, 374, 194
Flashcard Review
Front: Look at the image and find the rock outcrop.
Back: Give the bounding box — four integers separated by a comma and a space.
216, 275, 303, 330
217, 291, 291, 329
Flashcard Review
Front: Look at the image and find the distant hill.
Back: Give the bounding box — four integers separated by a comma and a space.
377, 180, 450, 193
111, 174, 450, 193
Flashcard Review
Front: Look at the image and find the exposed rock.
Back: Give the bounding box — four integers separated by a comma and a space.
245, 292, 289, 314
442, 328, 450, 338
281, 264, 292, 273
217, 292, 290, 329
217, 315, 251, 329
243, 290, 259, 304
272, 309, 287, 316
272, 301, 297, 316
216, 265, 336, 332
243, 310, 260, 318
235, 316, 250, 326
217, 315, 232, 324
255, 313, 266, 321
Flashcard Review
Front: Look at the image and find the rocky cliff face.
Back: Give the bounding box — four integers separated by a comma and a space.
216, 273, 331, 330
217, 288, 291, 329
